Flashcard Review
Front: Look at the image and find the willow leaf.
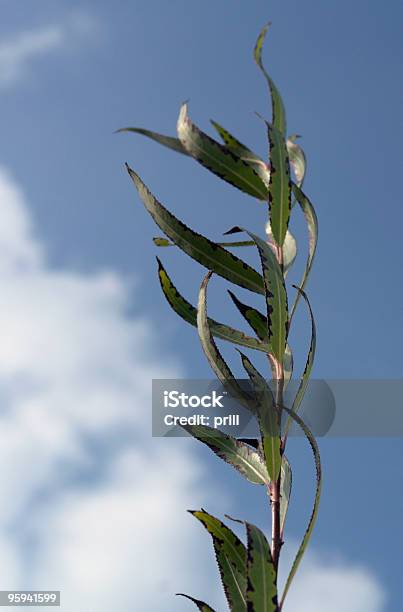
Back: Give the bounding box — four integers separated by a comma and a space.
210, 119, 271, 188
226, 227, 288, 362
246, 522, 278, 612
157, 258, 270, 353
210, 120, 257, 159
177, 594, 216, 611
126, 166, 264, 294
228, 290, 268, 341
197, 272, 253, 410
153, 235, 255, 248
284, 287, 316, 439
184, 425, 269, 485
265, 225, 297, 275
266, 122, 291, 248
290, 184, 318, 320
240, 353, 281, 483
116, 127, 187, 154
280, 456, 292, 536
280, 406, 322, 608
254, 23, 286, 136
190, 510, 247, 612
177, 103, 269, 200
287, 135, 306, 188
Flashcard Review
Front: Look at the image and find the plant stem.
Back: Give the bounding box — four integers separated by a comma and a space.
271, 243, 284, 581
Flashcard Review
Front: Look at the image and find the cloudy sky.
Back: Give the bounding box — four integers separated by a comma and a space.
0, 1, 401, 611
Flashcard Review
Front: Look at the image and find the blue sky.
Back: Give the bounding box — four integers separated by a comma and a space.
0, 1, 401, 610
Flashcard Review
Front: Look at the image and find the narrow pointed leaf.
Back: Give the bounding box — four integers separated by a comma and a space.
266, 122, 292, 248
226, 227, 288, 362
184, 425, 269, 485
280, 456, 292, 536
197, 272, 253, 409
254, 23, 286, 135
126, 166, 264, 294
177, 103, 269, 200
228, 289, 293, 386
210, 120, 257, 159
284, 287, 316, 439
280, 406, 322, 607
290, 184, 318, 320
240, 353, 281, 483
265, 224, 297, 275
228, 290, 268, 341
190, 510, 247, 612
246, 522, 278, 612
157, 258, 270, 353
153, 235, 255, 248
177, 594, 216, 611
287, 135, 306, 188
116, 127, 187, 154
210, 119, 271, 188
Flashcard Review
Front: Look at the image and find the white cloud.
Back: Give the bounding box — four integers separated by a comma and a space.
281, 545, 386, 612
0, 166, 386, 611
0, 12, 100, 88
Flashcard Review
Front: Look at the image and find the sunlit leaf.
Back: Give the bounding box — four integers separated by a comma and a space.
280, 406, 322, 608
287, 135, 306, 188
176, 594, 216, 611
290, 184, 318, 320
254, 23, 286, 135
245, 522, 278, 611
280, 456, 292, 536
240, 353, 281, 483
116, 127, 187, 154
190, 510, 247, 612
184, 425, 269, 485
265, 224, 297, 275
177, 103, 269, 199
126, 166, 264, 294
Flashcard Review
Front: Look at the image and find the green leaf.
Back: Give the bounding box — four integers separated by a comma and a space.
226, 227, 288, 363
177, 594, 216, 611
210, 119, 271, 188
210, 120, 258, 160
254, 23, 286, 136
265, 225, 297, 275
197, 272, 253, 410
284, 287, 316, 439
156, 258, 270, 354
190, 510, 247, 612
290, 184, 318, 320
126, 166, 265, 295
177, 103, 269, 200
116, 127, 187, 154
287, 135, 306, 188
266, 122, 292, 248
246, 522, 278, 612
280, 456, 292, 536
184, 425, 269, 485
228, 290, 268, 341
153, 235, 255, 248
283, 343, 294, 389
240, 353, 281, 483
279, 406, 322, 608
